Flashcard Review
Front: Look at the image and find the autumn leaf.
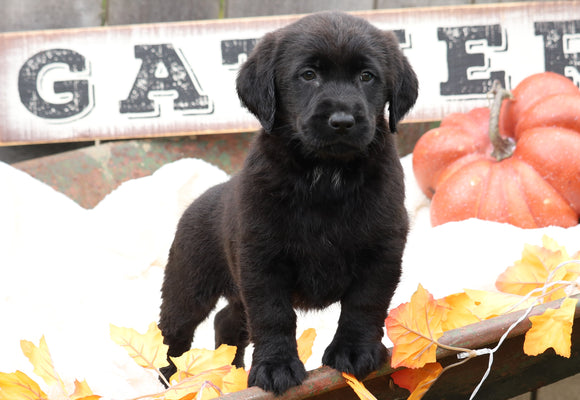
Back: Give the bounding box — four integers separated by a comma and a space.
496, 236, 578, 301
542, 238, 580, 283
0, 370, 48, 400
163, 366, 231, 400
342, 373, 377, 400
543, 236, 572, 256
221, 367, 248, 394
386, 284, 447, 369
20, 336, 65, 392
70, 379, 101, 400
566, 256, 580, 276
383, 238, 579, 400
297, 328, 317, 364
439, 290, 536, 331
391, 363, 443, 400
463, 289, 537, 320
196, 382, 222, 400
439, 292, 479, 330
13, 337, 100, 400
524, 297, 578, 358
110, 322, 169, 370
169, 344, 236, 383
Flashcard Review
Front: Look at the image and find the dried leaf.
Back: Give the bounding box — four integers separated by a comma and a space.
439, 292, 479, 330
20, 336, 64, 390
176, 393, 196, 400
566, 253, 580, 276
221, 367, 248, 394
342, 373, 377, 400
0, 370, 48, 400
70, 379, 101, 400
169, 344, 236, 383
524, 297, 578, 358
297, 328, 317, 364
194, 381, 222, 400
110, 322, 169, 370
543, 235, 570, 254
463, 289, 537, 320
391, 363, 443, 400
163, 366, 231, 400
386, 284, 447, 369
496, 236, 577, 301
543, 238, 580, 283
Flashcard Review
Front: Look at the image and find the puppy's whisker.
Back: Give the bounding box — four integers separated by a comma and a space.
310, 166, 324, 190
331, 170, 343, 191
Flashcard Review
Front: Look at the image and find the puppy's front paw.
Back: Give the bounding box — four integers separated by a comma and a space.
322, 339, 387, 380
248, 356, 307, 395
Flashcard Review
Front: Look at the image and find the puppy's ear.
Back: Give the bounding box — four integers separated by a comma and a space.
236, 33, 277, 133
388, 54, 418, 134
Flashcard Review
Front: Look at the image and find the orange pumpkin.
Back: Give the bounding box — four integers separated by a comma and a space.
499, 71, 579, 138
413, 73, 580, 228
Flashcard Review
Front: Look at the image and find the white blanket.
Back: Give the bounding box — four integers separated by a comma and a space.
1, 155, 578, 399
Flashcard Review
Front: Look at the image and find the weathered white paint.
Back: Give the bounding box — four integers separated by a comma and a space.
0, 2, 579, 144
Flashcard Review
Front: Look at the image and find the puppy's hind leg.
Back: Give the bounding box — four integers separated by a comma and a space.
214, 300, 249, 367
158, 245, 227, 384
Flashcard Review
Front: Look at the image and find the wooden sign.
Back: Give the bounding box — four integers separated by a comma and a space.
1, 1, 579, 145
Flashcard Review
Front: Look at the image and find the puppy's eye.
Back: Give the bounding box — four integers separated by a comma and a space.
360, 71, 375, 82
301, 70, 317, 81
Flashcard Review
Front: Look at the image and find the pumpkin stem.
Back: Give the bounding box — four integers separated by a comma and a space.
489, 80, 516, 161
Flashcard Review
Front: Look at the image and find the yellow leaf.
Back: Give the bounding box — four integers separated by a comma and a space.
385, 284, 447, 369
221, 367, 248, 394
463, 289, 537, 320
20, 336, 66, 392
176, 395, 196, 400
176, 394, 196, 400
196, 382, 222, 400
542, 235, 569, 254
0, 370, 48, 400
391, 363, 443, 400
565, 251, 580, 277
524, 297, 578, 358
439, 293, 479, 331
297, 328, 317, 364
163, 366, 231, 400
110, 322, 169, 370
71, 379, 101, 400
342, 373, 377, 400
544, 238, 580, 283
496, 236, 577, 301
170, 344, 236, 383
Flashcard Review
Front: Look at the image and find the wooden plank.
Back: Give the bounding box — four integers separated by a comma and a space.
376, 0, 468, 8
1, 1, 579, 145
1, 0, 102, 32
225, 0, 374, 18
107, 0, 221, 25
217, 294, 580, 399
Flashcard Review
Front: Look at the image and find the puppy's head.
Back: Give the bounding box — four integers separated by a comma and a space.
237, 12, 418, 160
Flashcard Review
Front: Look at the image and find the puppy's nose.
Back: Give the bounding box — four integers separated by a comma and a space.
328, 112, 355, 132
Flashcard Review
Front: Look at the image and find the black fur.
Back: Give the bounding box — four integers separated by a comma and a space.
158, 11, 418, 395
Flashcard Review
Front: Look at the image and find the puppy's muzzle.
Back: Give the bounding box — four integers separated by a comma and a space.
328, 111, 356, 134
298, 94, 374, 159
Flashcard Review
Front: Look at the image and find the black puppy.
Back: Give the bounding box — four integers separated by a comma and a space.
159, 11, 418, 395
